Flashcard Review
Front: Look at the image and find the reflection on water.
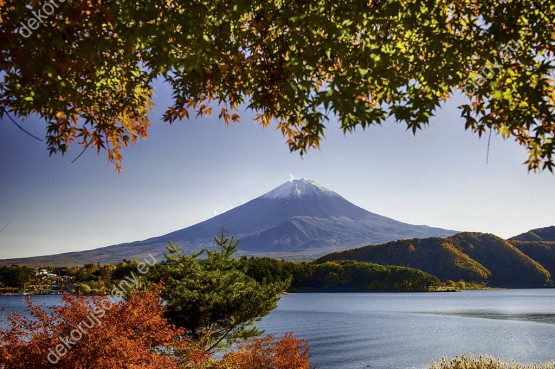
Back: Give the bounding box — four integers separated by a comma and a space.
423, 310, 555, 325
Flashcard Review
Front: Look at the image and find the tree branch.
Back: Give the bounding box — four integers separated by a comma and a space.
3, 110, 43, 142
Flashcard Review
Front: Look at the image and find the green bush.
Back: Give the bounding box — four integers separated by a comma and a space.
74, 283, 92, 294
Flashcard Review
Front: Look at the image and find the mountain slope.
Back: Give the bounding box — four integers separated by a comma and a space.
510, 226, 555, 242
317, 237, 491, 282
509, 226, 555, 279
155, 179, 456, 254
0, 179, 457, 266
511, 241, 555, 278
447, 233, 550, 287
317, 232, 551, 287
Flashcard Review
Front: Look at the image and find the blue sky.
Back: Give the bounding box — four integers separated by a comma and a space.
1, 82, 554, 259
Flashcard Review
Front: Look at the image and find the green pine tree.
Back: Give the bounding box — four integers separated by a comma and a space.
160, 229, 290, 353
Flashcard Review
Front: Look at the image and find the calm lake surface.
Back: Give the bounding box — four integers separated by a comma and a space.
2, 290, 555, 369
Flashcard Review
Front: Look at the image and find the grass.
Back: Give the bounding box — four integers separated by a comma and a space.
428, 355, 555, 369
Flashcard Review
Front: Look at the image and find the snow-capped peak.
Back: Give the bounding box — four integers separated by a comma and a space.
261, 179, 341, 200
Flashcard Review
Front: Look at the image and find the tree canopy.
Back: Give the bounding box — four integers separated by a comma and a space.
156, 232, 289, 353
1, 1, 554, 170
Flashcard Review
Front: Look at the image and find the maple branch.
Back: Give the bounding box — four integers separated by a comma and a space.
71, 146, 89, 164
3, 109, 43, 142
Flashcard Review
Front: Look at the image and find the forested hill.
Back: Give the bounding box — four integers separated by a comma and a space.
510, 226, 555, 242
316, 232, 551, 288
244, 258, 441, 292
508, 226, 555, 279
511, 241, 555, 279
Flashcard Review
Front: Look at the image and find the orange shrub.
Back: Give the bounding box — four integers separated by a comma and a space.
0, 290, 311, 369
0, 290, 203, 369
221, 333, 313, 369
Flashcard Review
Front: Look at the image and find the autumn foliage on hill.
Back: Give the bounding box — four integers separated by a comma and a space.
0, 289, 311, 369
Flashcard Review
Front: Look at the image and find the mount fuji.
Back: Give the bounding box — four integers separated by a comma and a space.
0, 179, 457, 265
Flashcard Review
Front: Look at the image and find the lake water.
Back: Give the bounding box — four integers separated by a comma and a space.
2, 290, 555, 369
257, 290, 555, 369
